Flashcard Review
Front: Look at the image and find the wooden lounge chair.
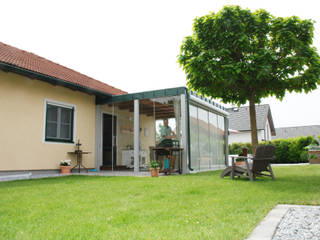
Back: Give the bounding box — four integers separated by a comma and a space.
221, 145, 276, 181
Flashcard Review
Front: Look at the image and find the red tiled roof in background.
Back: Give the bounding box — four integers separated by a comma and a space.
0, 42, 127, 96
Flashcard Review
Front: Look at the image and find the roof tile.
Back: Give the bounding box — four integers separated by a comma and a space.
0, 42, 127, 96
227, 104, 272, 131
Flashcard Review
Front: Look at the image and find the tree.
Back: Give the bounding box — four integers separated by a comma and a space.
178, 6, 320, 153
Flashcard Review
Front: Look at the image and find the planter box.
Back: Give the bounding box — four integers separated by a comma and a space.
308, 150, 320, 164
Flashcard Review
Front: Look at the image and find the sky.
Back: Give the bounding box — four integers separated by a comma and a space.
1, 0, 320, 128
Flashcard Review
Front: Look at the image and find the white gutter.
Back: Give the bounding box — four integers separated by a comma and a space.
189, 95, 229, 116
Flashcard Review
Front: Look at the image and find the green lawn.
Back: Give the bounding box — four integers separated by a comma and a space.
1, 165, 320, 240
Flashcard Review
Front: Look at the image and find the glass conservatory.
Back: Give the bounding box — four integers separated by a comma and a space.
94, 87, 229, 173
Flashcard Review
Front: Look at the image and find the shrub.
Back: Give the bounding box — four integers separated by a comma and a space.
228, 136, 318, 164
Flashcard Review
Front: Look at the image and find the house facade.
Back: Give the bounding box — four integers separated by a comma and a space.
0, 42, 229, 174
227, 105, 276, 144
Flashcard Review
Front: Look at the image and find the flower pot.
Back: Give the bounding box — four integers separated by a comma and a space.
150, 167, 160, 177
242, 148, 248, 157
60, 166, 71, 174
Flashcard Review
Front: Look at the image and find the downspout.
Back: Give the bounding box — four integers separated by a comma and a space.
186, 89, 193, 171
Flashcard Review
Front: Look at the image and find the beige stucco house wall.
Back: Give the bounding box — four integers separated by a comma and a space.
0, 70, 96, 171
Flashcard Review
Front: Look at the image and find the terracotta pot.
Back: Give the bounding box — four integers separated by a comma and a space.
235, 161, 245, 166
60, 166, 71, 174
150, 168, 160, 177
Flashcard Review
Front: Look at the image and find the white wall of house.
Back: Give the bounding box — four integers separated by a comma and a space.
228, 130, 264, 144
228, 118, 273, 144
264, 121, 272, 141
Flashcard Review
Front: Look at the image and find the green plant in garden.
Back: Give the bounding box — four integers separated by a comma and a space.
149, 161, 160, 169
309, 154, 318, 160
60, 159, 71, 166
229, 136, 317, 163
178, 6, 320, 153
300, 151, 309, 162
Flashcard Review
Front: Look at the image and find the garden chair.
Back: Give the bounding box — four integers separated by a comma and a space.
221, 145, 276, 181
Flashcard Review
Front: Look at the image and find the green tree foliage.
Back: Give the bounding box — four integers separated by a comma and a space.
178, 6, 320, 152
228, 136, 318, 163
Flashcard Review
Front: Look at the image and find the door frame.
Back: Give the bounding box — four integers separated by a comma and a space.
101, 111, 118, 168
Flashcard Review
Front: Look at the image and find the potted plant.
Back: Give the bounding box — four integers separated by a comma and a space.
60, 159, 72, 174
149, 161, 160, 177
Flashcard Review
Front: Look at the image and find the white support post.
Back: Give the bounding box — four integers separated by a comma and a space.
95, 105, 102, 171
180, 94, 188, 173
134, 99, 140, 173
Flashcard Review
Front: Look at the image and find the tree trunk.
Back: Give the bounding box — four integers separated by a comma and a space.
249, 98, 258, 155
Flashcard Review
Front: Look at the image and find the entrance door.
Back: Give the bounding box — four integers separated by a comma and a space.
102, 113, 117, 167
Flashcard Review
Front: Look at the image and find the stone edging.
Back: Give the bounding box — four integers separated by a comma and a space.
246, 204, 320, 240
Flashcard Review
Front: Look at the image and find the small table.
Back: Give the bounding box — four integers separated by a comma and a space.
68, 150, 91, 173
230, 156, 249, 179
150, 147, 183, 174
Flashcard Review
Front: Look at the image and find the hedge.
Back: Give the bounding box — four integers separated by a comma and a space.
228, 136, 319, 164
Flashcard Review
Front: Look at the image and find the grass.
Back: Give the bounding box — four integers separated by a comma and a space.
0, 165, 320, 240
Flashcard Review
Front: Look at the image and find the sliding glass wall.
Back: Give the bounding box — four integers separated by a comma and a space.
104, 95, 183, 172
189, 104, 226, 171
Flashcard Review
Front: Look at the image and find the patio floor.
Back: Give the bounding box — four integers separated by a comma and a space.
0, 170, 152, 182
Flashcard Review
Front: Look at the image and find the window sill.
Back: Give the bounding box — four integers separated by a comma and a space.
45, 139, 75, 144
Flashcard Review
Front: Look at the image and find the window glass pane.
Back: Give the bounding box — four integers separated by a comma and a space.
61, 108, 71, 124
189, 105, 200, 171
46, 103, 73, 142
114, 101, 134, 170
60, 123, 71, 139
46, 122, 57, 138
217, 115, 225, 166
47, 105, 58, 122
209, 112, 219, 168
153, 96, 181, 172
198, 108, 210, 170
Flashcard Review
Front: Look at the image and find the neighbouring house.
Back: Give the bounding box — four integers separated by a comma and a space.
0, 42, 229, 174
272, 125, 320, 140
226, 104, 276, 144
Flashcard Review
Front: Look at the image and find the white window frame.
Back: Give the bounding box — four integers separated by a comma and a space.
43, 99, 76, 145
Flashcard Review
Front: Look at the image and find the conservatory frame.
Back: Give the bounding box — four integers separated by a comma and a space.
94, 87, 229, 173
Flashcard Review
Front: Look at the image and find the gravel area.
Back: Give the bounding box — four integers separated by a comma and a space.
272, 206, 320, 240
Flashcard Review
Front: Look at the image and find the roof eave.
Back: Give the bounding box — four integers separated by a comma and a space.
97, 87, 188, 104
0, 61, 113, 100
